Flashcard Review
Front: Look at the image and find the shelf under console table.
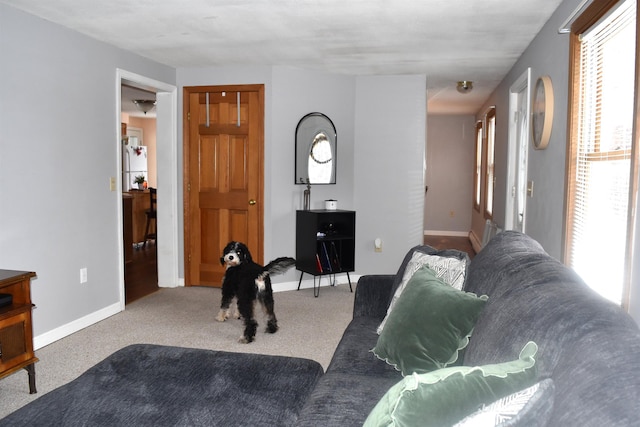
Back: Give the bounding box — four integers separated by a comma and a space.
295, 210, 355, 297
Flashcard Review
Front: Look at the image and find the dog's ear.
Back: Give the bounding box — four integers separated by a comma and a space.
241, 244, 253, 262
220, 256, 225, 266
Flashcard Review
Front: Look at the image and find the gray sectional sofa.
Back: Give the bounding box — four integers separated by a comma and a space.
3, 231, 640, 426
296, 230, 640, 426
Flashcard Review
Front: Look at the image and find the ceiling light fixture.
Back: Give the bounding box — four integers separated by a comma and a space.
456, 81, 473, 94
132, 99, 156, 114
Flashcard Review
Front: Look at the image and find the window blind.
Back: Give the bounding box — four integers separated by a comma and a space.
569, 0, 635, 304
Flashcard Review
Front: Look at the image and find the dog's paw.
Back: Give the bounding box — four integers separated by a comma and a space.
265, 323, 278, 334
215, 310, 228, 322
238, 336, 253, 344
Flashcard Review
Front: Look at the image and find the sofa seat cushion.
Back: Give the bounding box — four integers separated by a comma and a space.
1, 344, 324, 427
327, 316, 403, 380
296, 372, 401, 427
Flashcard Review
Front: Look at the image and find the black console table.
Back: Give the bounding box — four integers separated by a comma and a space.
295, 210, 355, 297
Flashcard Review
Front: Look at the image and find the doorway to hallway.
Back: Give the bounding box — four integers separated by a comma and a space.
505, 68, 531, 232
116, 69, 179, 308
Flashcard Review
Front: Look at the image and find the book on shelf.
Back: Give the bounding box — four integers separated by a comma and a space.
329, 241, 342, 271
319, 242, 332, 273
315, 253, 323, 273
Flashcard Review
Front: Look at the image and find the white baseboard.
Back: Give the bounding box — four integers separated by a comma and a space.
272, 273, 361, 293
33, 302, 122, 350
423, 230, 470, 237
159, 277, 185, 288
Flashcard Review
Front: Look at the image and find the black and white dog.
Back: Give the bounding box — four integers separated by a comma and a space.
216, 241, 296, 343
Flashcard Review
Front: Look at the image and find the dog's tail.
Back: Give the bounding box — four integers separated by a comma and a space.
263, 257, 296, 277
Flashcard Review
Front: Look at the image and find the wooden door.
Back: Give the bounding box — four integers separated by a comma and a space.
184, 85, 264, 287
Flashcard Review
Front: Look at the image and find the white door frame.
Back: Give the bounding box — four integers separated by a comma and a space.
505, 68, 531, 232
116, 69, 180, 310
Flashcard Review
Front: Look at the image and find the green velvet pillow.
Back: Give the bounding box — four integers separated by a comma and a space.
372, 266, 488, 375
364, 341, 539, 427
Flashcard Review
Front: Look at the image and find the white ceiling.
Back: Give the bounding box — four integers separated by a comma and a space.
3, 0, 565, 114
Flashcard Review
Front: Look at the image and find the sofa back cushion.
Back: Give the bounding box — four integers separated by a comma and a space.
463, 231, 546, 298
463, 231, 640, 426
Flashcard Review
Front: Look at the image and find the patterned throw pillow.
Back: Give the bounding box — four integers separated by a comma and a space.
377, 251, 468, 334
454, 378, 555, 427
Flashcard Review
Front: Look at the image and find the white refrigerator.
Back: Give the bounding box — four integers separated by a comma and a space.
122, 145, 148, 191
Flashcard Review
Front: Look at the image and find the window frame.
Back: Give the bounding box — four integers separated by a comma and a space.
474, 120, 483, 212
564, 0, 639, 309
484, 107, 497, 219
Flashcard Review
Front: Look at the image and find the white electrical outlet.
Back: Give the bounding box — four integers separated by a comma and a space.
109, 177, 116, 192
80, 268, 88, 284
374, 238, 383, 253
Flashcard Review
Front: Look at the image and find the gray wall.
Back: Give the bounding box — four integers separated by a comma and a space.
424, 115, 475, 234
1, 3, 427, 345
177, 65, 357, 284
9, 0, 627, 342
270, 66, 357, 283
474, 0, 640, 324
474, 0, 572, 259
0, 4, 175, 339
354, 75, 427, 274
176, 68, 426, 282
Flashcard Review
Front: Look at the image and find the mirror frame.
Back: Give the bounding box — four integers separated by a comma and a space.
295, 112, 337, 185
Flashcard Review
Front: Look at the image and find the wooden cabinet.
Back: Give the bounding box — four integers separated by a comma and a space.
0, 270, 37, 394
124, 190, 150, 244
123, 194, 134, 263
296, 210, 355, 296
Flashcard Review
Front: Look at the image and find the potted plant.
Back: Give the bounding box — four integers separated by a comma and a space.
134, 175, 145, 190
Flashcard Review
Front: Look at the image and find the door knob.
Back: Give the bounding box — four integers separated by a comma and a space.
249, 199, 256, 205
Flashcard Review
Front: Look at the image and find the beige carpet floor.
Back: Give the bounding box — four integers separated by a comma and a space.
0, 283, 355, 419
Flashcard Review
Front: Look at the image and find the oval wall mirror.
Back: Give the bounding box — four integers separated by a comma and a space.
295, 112, 336, 185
